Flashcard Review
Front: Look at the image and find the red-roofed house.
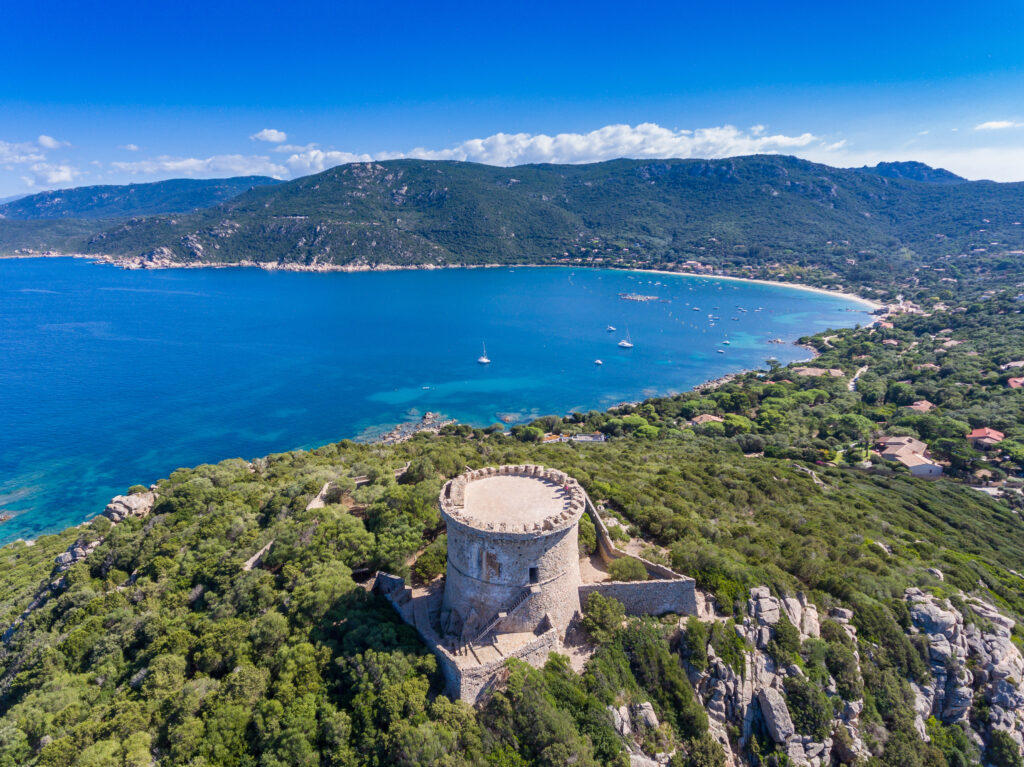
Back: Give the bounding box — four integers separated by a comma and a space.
967, 428, 1005, 448
1008, 377, 1024, 389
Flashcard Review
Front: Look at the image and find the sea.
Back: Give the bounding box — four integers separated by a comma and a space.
0, 257, 875, 543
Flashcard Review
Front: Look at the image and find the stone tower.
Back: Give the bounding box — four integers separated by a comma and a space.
438, 465, 585, 644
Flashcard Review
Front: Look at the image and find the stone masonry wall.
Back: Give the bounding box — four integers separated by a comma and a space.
579, 579, 698, 617
581, 496, 698, 617
373, 572, 563, 704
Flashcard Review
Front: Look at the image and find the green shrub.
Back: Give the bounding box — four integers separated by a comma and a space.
682, 616, 708, 672
767, 613, 801, 668
582, 593, 626, 645
412, 535, 446, 583
608, 557, 647, 582
825, 641, 863, 701
579, 513, 597, 557
709, 620, 746, 676
990, 730, 1024, 767
783, 676, 831, 740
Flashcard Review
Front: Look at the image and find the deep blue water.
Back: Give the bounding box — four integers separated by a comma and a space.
0, 258, 873, 542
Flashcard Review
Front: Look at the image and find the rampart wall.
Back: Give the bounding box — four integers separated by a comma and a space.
581, 497, 698, 617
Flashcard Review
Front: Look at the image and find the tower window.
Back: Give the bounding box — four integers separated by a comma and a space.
529, 566, 539, 584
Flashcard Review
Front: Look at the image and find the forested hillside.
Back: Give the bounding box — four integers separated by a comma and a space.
26, 155, 1021, 291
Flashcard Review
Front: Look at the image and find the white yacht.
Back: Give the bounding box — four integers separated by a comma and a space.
617, 329, 634, 348
594, 359, 603, 365
477, 343, 491, 364
606, 325, 616, 332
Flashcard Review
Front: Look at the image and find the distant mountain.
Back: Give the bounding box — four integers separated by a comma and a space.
856, 160, 966, 184
0, 176, 280, 220
75, 156, 1024, 290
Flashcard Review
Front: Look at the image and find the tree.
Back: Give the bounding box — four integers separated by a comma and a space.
578, 513, 597, 557
581, 593, 626, 645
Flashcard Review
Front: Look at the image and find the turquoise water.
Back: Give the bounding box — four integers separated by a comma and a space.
0, 258, 873, 542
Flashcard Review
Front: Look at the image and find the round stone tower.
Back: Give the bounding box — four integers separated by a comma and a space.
439, 465, 585, 643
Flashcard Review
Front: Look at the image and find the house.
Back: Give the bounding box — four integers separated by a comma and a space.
898, 452, 944, 478
791, 367, 844, 378
916, 363, 940, 371
905, 400, 936, 413
967, 428, 1005, 448
875, 436, 942, 478
542, 432, 608, 444
1001, 360, 1024, 371
882, 339, 899, 347
877, 435, 929, 455
1008, 377, 1024, 390
571, 432, 606, 443
690, 414, 724, 425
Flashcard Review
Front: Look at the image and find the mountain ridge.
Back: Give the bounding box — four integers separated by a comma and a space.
72, 155, 1024, 291
0, 175, 280, 220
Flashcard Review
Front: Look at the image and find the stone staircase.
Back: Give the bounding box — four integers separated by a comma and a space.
457, 584, 539, 655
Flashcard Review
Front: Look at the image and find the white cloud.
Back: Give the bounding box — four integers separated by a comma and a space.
0, 139, 47, 166
283, 148, 374, 175
28, 162, 79, 185
281, 123, 824, 175
110, 153, 288, 178
37, 134, 69, 149
250, 128, 287, 143
974, 120, 1023, 131
120, 143, 140, 151
274, 142, 319, 153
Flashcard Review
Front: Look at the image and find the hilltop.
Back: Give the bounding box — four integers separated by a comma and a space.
0, 176, 279, 221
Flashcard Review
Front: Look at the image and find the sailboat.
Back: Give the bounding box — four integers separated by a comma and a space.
606, 325, 616, 332
617, 329, 634, 349
477, 343, 491, 364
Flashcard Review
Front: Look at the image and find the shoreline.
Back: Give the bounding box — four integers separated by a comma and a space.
4, 252, 884, 311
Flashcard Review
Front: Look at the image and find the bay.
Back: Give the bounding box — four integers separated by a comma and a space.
0, 257, 874, 542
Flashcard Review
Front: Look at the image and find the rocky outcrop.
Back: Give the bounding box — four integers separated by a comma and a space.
53, 490, 156, 572
607, 702, 674, 766
683, 589, 861, 767
906, 587, 1024, 750
103, 491, 156, 523
756, 688, 794, 743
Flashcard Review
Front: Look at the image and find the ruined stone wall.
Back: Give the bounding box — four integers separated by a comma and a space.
373, 572, 562, 704
579, 579, 698, 617
455, 628, 562, 703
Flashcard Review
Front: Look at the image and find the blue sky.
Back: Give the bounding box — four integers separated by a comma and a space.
3, 0, 1024, 195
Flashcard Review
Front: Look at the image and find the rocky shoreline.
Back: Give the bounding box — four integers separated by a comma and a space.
362, 411, 457, 445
